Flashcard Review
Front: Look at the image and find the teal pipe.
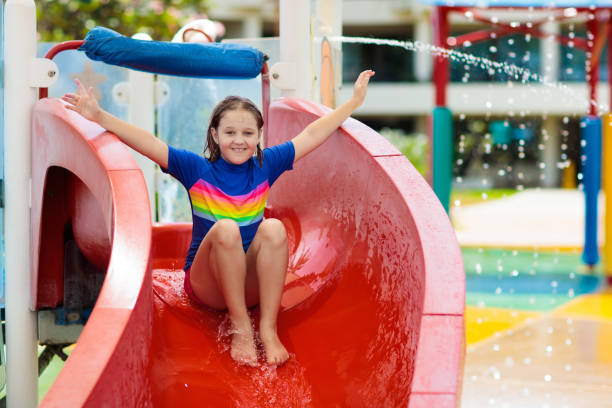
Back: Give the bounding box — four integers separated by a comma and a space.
433, 107, 453, 213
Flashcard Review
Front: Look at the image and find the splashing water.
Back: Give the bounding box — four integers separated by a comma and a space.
215, 314, 314, 407
328, 35, 607, 114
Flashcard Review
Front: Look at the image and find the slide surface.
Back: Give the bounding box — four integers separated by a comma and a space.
33, 97, 464, 407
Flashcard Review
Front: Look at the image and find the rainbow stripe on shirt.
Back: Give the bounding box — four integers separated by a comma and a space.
189, 179, 269, 226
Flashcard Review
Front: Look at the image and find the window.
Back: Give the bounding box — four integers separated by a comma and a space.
450, 28, 541, 83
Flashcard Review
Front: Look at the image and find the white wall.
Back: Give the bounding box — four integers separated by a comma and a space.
339, 82, 610, 116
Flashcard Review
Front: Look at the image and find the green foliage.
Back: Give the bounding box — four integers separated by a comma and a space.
36, 0, 211, 42
450, 189, 517, 206
379, 128, 428, 176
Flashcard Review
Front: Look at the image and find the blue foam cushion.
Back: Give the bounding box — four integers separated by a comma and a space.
78, 27, 265, 79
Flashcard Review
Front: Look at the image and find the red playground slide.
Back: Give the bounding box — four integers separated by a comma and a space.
33, 96, 464, 407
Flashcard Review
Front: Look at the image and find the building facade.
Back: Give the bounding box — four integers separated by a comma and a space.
208, 0, 595, 189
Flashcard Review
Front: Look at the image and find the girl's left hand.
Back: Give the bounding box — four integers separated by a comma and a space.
352, 70, 375, 106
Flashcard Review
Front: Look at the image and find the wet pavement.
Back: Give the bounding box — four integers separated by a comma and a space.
454, 189, 612, 408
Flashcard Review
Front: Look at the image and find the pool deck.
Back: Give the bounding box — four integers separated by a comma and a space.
454, 189, 612, 408
450, 188, 603, 250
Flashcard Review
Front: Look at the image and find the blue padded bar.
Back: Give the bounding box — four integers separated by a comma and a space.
78, 27, 265, 79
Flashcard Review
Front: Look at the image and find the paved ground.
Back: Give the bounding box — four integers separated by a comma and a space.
457, 189, 612, 407
451, 189, 604, 249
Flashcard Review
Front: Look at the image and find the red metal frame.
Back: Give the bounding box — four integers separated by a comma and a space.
451, 26, 589, 50
433, 5, 612, 115
587, 18, 600, 115
38, 40, 271, 127
39, 40, 84, 99
433, 7, 450, 108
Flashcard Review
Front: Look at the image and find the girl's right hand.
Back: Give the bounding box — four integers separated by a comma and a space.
351, 69, 375, 107
62, 79, 102, 123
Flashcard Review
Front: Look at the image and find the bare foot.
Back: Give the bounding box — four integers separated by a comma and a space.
230, 320, 258, 367
260, 327, 289, 366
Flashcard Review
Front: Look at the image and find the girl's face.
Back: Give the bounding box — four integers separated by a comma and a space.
212, 109, 261, 165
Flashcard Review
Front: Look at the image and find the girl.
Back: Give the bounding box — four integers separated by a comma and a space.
63, 69, 374, 366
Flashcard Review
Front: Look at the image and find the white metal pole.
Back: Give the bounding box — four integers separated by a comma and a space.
279, 0, 312, 99
415, 13, 432, 83
129, 33, 157, 221
4, 1, 39, 407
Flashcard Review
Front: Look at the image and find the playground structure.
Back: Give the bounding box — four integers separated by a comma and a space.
3, 0, 465, 406
425, 0, 612, 277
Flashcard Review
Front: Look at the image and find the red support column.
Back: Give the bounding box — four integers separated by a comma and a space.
587, 16, 599, 116
429, 7, 451, 186
433, 7, 449, 107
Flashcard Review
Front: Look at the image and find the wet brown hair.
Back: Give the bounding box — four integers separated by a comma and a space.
204, 96, 264, 166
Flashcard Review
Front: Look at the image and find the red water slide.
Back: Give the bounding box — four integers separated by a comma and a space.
33, 96, 464, 407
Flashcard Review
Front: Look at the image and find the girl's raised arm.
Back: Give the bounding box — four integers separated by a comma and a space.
62, 79, 169, 169
291, 69, 374, 163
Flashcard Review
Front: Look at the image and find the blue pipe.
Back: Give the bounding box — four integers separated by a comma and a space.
581, 116, 602, 266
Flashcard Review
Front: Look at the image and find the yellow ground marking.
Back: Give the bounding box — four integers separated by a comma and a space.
551, 291, 612, 321
465, 305, 541, 346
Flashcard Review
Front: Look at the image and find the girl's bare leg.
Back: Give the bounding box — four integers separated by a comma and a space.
246, 219, 290, 365
190, 219, 260, 366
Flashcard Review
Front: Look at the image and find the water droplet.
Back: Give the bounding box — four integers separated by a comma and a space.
544, 374, 552, 382
565, 338, 572, 345
493, 344, 500, 351
546, 345, 553, 353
